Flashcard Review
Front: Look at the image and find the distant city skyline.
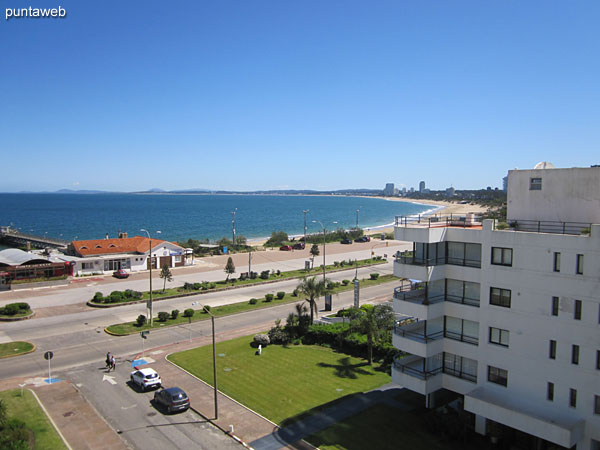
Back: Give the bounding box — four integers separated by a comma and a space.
1, 1, 599, 192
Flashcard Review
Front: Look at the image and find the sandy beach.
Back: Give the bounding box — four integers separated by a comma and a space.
247, 196, 488, 246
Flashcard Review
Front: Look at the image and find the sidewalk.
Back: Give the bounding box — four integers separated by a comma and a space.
0, 376, 128, 450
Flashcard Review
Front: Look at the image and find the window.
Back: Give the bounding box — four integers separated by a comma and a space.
549, 340, 556, 359
553, 252, 561, 272
530, 177, 542, 190
491, 247, 513, 266
490, 287, 511, 308
488, 366, 508, 386
175, 255, 182, 263
551, 297, 559, 316
569, 388, 577, 408
547, 382, 554, 401
81, 262, 94, 270
574, 300, 582, 320
595, 395, 600, 415
576, 254, 584, 274
572, 345, 579, 365
489, 327, 509, 347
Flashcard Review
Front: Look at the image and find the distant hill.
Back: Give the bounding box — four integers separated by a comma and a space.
7, 188, 384, 195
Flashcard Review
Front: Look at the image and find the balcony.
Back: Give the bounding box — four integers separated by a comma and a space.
392, 354, 442, 395
395, 214, 483, 229
393, 320, 443, 357
393, 284, 445, 320
500, 219, 591, 236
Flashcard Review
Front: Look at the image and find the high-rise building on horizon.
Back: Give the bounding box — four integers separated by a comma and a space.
419, 181, 425, 193
383, 183, 395, 196
391, 164, 600, 450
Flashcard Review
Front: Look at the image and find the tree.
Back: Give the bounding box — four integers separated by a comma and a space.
235, 235, 247, 246
310, 244, 320, 268
265, 231, 289, 246
350, 304, 395, 365
159, 264, 173, 292
224, 256, 235, 281
297, 276, 328, 324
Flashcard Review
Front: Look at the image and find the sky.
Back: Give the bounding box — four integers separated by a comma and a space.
1, 1, 599, 192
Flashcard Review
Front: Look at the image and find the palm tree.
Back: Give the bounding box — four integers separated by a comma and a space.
159, 264, 173, 292
297, 276, 328, 324
351, 304, 395, 365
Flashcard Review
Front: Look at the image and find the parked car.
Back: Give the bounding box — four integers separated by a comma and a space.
354, 236, 371, 243
130, 368, 161, 391
340, 239, 352, 245
293, 242, 305, 250
153, 387, 190, 414
279, 245, 293, 251
113, 269, 129, 279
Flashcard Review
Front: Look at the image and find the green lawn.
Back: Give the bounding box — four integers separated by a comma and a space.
168, 335, 391, 424
307, 404, 455, 450
0, 341, 35, 358
105, 274, 398, 335
0, 389, 67, 450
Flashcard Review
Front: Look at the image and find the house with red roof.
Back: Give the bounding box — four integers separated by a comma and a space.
66, 232, 192, 276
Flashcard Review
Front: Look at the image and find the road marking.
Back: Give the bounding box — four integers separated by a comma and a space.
150, 350, 164, 355
121, 404, 137, 410
102, 374, 117, 385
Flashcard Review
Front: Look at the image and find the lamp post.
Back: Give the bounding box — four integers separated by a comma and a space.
140, 229, 161, 326
231, 209, 237, 247
312, 220, 337, 282
356, 208, 361, 229
303, 210, 309, 244
201, 304, 218, 420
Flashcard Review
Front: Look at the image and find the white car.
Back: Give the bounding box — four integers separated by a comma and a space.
130, 368, 161, 391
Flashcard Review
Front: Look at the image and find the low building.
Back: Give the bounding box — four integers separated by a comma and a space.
66, 235, 192, 276
0, 248, 73, 284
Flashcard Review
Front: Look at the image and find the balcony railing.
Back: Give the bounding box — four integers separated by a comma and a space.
395, 251, 481, 269
501, 220, 591, 236
445, 294, 480, 307
393, 285, 480, 308
394, 322, 443, 343
443, 330, 479, 345
395, 214, 483, 228
443, 367, 477, 382
393, 355, 442, 380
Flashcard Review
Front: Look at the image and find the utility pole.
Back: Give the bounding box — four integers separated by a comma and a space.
202, 304, 218, 420
141, 229, 161, 326
356, 209, 360, 229
248, 250, 252, 275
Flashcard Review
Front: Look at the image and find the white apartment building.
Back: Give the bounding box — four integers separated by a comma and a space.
391, 165, 600, 450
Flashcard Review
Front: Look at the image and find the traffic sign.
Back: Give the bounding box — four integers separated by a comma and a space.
140, 331, 149, 339
44, 351, 53, 360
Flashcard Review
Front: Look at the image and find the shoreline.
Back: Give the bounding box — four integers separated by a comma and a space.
247, 197, 486, 246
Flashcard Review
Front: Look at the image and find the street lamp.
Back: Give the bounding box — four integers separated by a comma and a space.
312, 220, 337, 282
231, 209, 237, 247
140, 229, 161, 326
200, 304, 218, 420
355, 207, 361, 229
303, 210, 309, 244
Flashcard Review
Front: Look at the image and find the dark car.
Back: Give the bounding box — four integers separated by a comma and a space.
279, 245, 293, 251
153, 387, 190, 414
112, 269, 129, 279
340, 239, 352, 245
354, 236, 371, 243
293, 242, 305, 250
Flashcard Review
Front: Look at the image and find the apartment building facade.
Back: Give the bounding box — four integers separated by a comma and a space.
392, 166, 600, 450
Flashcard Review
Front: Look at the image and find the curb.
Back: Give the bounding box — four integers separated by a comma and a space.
29, 388, 74, 450
0, 311, 36, 322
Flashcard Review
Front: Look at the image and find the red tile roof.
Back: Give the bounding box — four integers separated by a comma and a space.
71, 236, 175, 257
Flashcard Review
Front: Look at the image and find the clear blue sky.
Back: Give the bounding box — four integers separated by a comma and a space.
1, 1, 599, 192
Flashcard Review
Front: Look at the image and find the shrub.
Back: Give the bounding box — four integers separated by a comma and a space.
265, 293, 274, 302
0, 304, 20, 316
249, 298, 258, 305
209, 283, 216, 289
496, 222, 509, 230
292, 288, 299, 297
334, 261, 340, 267
276, 270, 281, 276
342, 279, 350, 286
250, 271, 258, 279
276, 291, 285, 300
268, 326, 290, 345
157, 312, 170, 322
110, 291, 124, 302
171, 309, 179, 319
260, 270, 270, 280
93, 292, 104, 302
253, 334, 270, 346
370, 273, 380, 280
239, 273, 248, 281
136, 315, 147, 327
131, 290, 143, 299
193, 282, 202, 290
15, 302, 30, 311
203, 305, 212, 313
183, 308, 195, 318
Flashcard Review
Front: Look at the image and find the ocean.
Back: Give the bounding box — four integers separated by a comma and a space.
0, 193, 437, 243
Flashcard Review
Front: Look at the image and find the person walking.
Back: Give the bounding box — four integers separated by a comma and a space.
110, 355, 116, 372
105, 352, 111, 370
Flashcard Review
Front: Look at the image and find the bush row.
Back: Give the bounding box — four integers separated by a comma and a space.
93, 289, 142, 304
0, 302, 30, 316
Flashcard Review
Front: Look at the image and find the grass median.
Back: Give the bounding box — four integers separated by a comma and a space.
167, 334, 391, 424
0, 389, 67, 449
0, 341, 35, 358
105, 274, 398, 336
